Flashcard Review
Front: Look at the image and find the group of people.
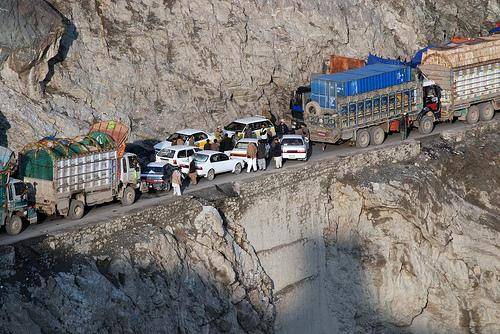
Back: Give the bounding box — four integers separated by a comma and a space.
169, 119, 310, 196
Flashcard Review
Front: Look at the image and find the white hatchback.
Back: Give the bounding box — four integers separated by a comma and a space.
281, 135, 310, 161
193, 151, 243, 180
225, 138, 269, 166
155, 145, 200, 173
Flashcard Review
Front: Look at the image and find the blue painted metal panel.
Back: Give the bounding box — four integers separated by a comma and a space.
310, 64, 414, 111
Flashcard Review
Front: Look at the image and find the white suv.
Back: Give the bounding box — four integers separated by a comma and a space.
223, 116, 275, 140
155, 145, 200, 173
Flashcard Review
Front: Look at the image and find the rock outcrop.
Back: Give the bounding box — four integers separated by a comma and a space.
0, 0, 498, 149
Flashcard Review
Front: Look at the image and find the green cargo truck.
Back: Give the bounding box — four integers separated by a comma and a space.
0, 146, 37, 235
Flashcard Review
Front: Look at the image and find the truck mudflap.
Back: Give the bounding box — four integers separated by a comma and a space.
309, 125, 341, 144
26, 207, 38, 224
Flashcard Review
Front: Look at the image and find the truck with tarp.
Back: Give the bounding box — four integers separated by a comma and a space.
19, 121, 143, 220
418, 34, 499, 128
302, 63, 425, 147
0, 146, 37, 235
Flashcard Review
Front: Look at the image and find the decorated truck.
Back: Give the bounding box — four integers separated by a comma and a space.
0, 146, 37, 235
418, 34, 499, 127
302, 63, 424, 147
19, 121, 143, 220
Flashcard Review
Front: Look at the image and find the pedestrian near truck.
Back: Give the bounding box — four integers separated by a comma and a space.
272, 137, 283, 169
257, 140, 267, 171
400, 112, 410, 140
246, 142, 258, 173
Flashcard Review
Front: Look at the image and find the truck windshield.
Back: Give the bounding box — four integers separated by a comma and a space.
14, 182, 26, 196
224, 122, 245, 131
158, 149, 175, 158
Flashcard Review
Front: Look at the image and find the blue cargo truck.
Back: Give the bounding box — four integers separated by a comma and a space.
302, 63, 426, 147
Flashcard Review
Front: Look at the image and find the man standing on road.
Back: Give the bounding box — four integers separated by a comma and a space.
210, 139, 220, 151
400, 112, 410, 140
204, 139, 211, 150
171, 168, 183, 196
257, 140, 267, 171
219, 133, 232, 152
272, 137, 283, 169
246, 142, 258, 173
259, 123, 268, 141
276, 119, 289, 138
188, 157, 197, 185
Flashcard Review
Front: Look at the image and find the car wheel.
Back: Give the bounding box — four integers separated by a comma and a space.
68, 199, 85, 220
164, 182, 172, 192
418, 115, 434, 135
234, 163, 242, 175
207, 169, 215, 181
5, 215, 23, 235
121, 186, 136, 206
355, 129, 370, 148
466, 105, 480, 124
370, 127, 385, 145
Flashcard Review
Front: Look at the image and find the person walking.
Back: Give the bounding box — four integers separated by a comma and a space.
171, 168, 182, 196
246, 142, 258, 173
210, 139, 220, 151
204, 139, 211, 150
259, 124, 268, 141
257, 140, 267, 171
188, 157, 197, 185
272, 137, 283, 169
276, 119, 289, 138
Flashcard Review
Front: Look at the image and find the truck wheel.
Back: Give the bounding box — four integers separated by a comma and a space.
121, 186, 136, 206
370, 127, 385, 145
207, 169, 215, 181
68, 200, 85, 220
479, 102, 494, 121
233, 163, 242, 175
355, 129, 370, 148
304, 101, 322, 118
466, 105, 480, 124
5, 215, 23, 235
418, 115, 434, 135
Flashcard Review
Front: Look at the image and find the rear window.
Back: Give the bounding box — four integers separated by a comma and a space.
194, 153, 209, 162
144, 166, 164, 173
235, 141, 251, 149
282, 138, 304, 146
157, 149, 175, 158
225, 122, 245, 131
167, 133, 189, 142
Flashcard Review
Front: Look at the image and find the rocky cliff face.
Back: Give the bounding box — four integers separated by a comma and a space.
1, 121, 498, 333
0, 0, 498, 149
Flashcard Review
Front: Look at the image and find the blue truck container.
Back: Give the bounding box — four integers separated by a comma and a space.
311, 64, 414, 110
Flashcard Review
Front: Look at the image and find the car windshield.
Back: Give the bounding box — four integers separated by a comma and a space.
143, 166, 164, 174
282, 138, 303, 146
235, 141, 252, 149
167, 133, 189, 142
194, 153, 209, 162
225, 122, 245, 131
157, 149, 175, 158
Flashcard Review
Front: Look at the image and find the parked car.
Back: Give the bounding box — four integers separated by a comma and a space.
223, 116, 275, 140
226, 138, 270, 166
140, 162, 175, 191
281, 135, 310, 161
193, 151, 243, 180
154, 129, 214, 153
155, 145, 200, 173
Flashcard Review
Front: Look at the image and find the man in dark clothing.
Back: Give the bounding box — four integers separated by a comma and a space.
188, 158, 197, 185
400, 112, 410, 140
257, 140, 267, 170
219, 134, 232, 152
276, 119, 289, 138
243, 127, 253, 138
272, 137, 283, 169
204, 139, 211, 150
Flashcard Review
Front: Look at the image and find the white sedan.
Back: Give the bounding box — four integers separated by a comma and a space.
281, 135, 310, 161
193, 151, 243, 180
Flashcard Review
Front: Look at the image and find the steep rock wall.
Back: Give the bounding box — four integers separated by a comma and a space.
0, 0, 498, 149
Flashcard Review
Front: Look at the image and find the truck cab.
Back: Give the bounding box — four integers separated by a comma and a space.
0, 178, 37, 235
120, 153, 141, 187
290, 86, 311, 130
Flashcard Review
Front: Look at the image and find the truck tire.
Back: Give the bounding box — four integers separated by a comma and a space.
370, 127, 385, 145
466, 105, 480, 124
68, 200, 85, 220
418, 115, 434, 135
304, 101, 322, 118
479, 102, 494, 121
121, 186, 136, 206
5, 215, 23, 235
355, 129, 370, 148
